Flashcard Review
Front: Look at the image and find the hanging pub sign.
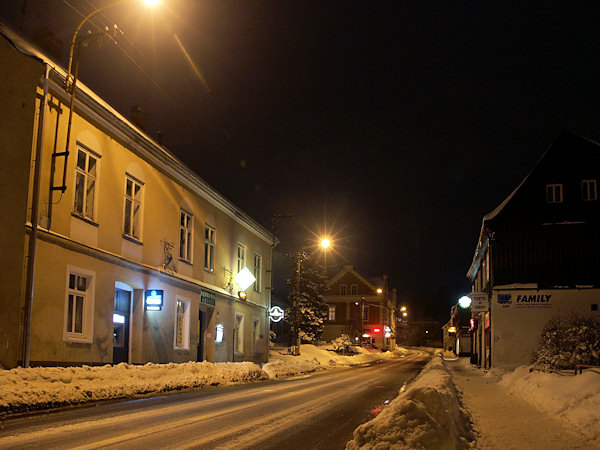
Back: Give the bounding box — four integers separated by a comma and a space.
145, 290, 164, 311
269, 306, 284, 322
471, 292, 489, 312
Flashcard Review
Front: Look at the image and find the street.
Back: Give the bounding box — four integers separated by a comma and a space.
0, 352, 430, 449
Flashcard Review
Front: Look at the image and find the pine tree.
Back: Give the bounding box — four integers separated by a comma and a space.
286, 251, 328, 345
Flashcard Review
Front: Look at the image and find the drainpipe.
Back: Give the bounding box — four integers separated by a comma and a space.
22, 65, 49, 368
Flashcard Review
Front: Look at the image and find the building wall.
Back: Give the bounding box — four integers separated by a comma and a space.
0, 34, 45, 368
491, 288, 600, 369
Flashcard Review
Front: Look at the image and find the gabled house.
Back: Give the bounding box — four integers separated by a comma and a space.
0, 24, 274, 369
467, 131, 600, 369
322, 265, 396, 350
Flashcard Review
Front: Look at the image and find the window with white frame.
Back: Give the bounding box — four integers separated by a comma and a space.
204, 224, 215, 272
123, 175, 143, 239
73, 146, 98, 221
237, 244, 246, 273
546, 184, 563, 203
340, 284, 347, 295
64, 267, 95, 342
179, 210, 193, 262
351, 284, 358, 295
328, 305, 336, 321
253, 254, 262, 292
174, 298, 190, 350
582, 179, 597, 201
235, 314, 244, 353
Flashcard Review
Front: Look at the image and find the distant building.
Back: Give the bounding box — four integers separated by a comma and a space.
467, 131, 600, 369
0, 24, 274, 369
322, 265, 396, 350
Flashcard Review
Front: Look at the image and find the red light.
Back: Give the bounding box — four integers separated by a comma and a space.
373, 327, 381, 333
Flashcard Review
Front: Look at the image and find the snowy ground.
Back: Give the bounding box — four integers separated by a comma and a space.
0, 344, 404, 415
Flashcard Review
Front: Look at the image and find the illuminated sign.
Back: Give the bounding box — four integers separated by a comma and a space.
145, 290, 163, 311
269, 306, 284, 322
234, 267, 256, 291
373, 327, 381, 333
215, 324, 224, 343
113, 313, 125, 324
384, 326, 392, 333
448, 326, 457, 333
200, 290, 215, 306
238, 291, 247, 300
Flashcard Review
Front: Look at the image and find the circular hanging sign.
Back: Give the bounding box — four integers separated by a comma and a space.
269, 306, 284, 322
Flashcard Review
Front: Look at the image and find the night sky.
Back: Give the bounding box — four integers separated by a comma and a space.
2, 1, 600, 320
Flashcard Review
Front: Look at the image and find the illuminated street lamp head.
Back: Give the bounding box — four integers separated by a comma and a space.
320, 238, 331, 249
143, 0, 160, 5
402, 311, 408, 317
376, 288, 383, 294
458, 296, 472, 309
400, 306, 407, 312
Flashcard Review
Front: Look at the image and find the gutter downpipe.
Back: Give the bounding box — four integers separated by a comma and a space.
22, 65, 49, 368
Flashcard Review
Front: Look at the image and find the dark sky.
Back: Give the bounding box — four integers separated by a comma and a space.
2, 0, 600, 320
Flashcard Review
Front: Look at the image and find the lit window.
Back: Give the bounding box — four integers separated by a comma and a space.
124, 175, 143, 239
582, 179, 597, 201
179, 210, 193, 262
546, 184, 563, 203
64, 267, 95, 342
235, 314, 244, 353
328, 305, 336, 321
204, 224, 215, 272
351, 284, 358, 295
174, 298, 190, 350
73, 146, 98, 221
340, 285, 347, 295
253, 254, 262, 292
237, 244, 247, 274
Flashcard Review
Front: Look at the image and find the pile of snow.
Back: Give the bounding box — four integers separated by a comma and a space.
347, 355, 474, 449
501, 366, 600, 443
0, 361, 265, 414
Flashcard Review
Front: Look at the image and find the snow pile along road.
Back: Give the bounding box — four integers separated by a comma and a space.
501, 366, 600, 444
0, 361, 266, 414
346, 355, 474, 450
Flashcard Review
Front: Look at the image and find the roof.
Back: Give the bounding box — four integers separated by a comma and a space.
326, 265, 380, 291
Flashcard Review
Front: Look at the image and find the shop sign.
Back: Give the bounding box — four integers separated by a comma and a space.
471, 292, 489, 312
201, 290, 216, 306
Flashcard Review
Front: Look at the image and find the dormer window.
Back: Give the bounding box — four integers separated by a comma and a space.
581, 179, 597, 201
546, 184, 563, 203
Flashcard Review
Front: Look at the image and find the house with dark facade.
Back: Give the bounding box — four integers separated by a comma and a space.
322, 265, 396, 350
0, 24, 274, 369
467, 131, 600, 369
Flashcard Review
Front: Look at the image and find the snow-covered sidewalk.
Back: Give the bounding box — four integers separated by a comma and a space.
447, 357, 600, 449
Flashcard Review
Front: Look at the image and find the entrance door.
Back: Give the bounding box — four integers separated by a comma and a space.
113, 288, 131, 364
197, 309, 204, 362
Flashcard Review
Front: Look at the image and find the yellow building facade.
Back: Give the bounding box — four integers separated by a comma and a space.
0, 25, 273, 369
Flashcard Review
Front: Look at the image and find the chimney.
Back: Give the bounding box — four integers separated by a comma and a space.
130, 104, 146, 130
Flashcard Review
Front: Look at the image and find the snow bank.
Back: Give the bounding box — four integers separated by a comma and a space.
346, 355, 474, 450
500, 366, 600, 443
0, 361, 266, 414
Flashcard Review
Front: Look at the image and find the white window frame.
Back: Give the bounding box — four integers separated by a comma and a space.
582, 179, 597, 201
340, 284, 347, 295
253, 253, 262, 292
73, 145, 99, 221
328, 305, 336, 321
123, 174, 144, 240
174, 297, 190, 350
204, 224, 215, 273
546, 184, 563, 203
63, 265, 95, 343
235, 313, 244, 354
179, 209, 193, 263
237, 244, 247, 274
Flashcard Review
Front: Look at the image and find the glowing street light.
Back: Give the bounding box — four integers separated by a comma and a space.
458, 296, 472, 309
320, 238, 331, 249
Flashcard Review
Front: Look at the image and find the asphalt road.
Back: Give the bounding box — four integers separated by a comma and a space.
0, 351, 432, 449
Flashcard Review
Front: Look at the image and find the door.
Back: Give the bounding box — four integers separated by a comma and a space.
113, 288, 131, 364
197, 309, 204, 362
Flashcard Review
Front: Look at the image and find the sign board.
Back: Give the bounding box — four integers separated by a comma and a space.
269, 306, 284, 322
145, 290, 163, 311
200, 290, 216, 306
471, 292, 489, 312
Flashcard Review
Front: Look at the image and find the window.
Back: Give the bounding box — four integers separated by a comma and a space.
546, 184, 563, 203
340, 284, 347, 295
351, 284, 358, 295
235, 314, 244, 353
582, 179, 597, 201
124, 175, 143, 239
174, 298, 190, 350
73, 146, 98, 221
328, 305, 336, 321
237, 244, 246, 273
204, 224, 215, 272
64, 267, 95, 342
179, 210, 193, 262
253, 254, 262, 292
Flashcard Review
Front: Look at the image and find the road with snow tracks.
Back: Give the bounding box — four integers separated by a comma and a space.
0, 351, 432, 449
